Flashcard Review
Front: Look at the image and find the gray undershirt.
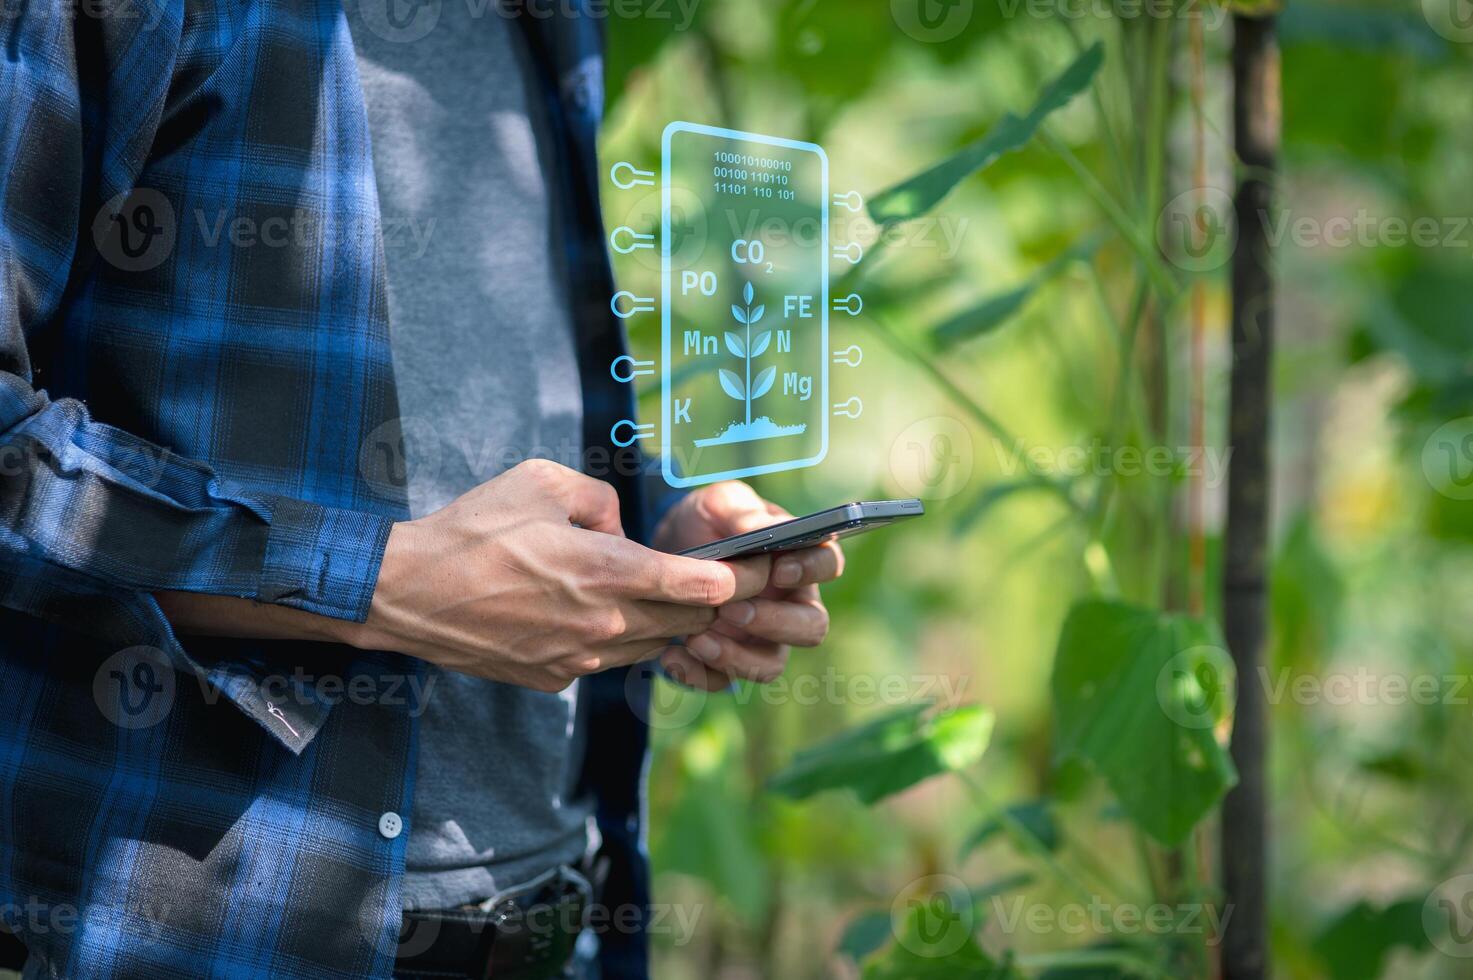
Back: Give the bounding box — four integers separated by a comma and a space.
347, 1, 595, 910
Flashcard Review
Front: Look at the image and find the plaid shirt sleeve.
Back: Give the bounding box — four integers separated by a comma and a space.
0, 1, 392, 625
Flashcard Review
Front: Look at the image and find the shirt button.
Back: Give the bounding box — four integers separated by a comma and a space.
378, 811, 403, 840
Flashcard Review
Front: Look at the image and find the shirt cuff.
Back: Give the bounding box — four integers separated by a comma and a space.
257, 496, 394, 622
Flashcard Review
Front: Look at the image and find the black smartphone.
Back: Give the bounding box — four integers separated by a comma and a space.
678, 499, 925, 561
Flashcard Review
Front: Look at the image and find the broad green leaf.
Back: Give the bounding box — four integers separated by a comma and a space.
868, 43, 1104, 226
750, 365, 777, 401
719, 369, 745, 401
838, 912, 893, 963
1050, 600, 1238, 845
933, 236, 1103, 349
724, 331, 746, 358
961, 800, 1059, 858
767, 704, 992, 804
1313, 899, 1432, 980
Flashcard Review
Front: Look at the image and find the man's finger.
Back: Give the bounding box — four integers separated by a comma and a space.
684, 629, 788, 683
659, 647, 734, 692
644, 551, 770, 606
596, 539, 768, 607
625, 600, 718, 641
715, 594, 829, 647
770, 541, 844, 589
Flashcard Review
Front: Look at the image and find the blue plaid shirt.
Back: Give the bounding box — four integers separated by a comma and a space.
0, 1, 662, 976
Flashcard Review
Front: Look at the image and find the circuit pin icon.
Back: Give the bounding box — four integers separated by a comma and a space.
832, 242, 864, 265
832, 345, 863, 368
832, 191, 864, 213
611, 419, 655, 448
610, 161, 655, 189
832, 293, 863, 316
833, 397, 863, 419
611, 291, 656, 319
610, 355, 655, 383
611, 226, 656, 254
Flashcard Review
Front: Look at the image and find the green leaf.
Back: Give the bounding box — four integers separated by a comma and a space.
933, 236, 1103, 349
961, 800, 1059, 858
1050, 600, 1238, 845
719, 369, 745, 401
838, 912, 893, 963
1313, 898, 1432, 980
767, 704, 992, 804
867, 43, 1104, 226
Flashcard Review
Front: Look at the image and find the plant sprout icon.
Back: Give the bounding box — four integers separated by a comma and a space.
722, 281, 774, 425
695, 280, 806, 447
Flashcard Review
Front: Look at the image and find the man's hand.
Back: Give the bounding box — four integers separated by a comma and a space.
353, 460, 770, 692
652, 482, 844, 690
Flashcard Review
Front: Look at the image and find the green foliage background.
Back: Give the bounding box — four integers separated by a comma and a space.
600, 1, 1473, 976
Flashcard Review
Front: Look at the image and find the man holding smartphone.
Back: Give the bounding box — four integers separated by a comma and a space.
0, 1, 840, 978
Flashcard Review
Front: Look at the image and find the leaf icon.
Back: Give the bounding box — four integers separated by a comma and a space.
731, 304, 748, 325
719, 368, 746, 402
743, 281, 755, 304
750, 365, 777, 401
724, 331, 746, 358
749, 330, 771, 358
748, 304, 766, 324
